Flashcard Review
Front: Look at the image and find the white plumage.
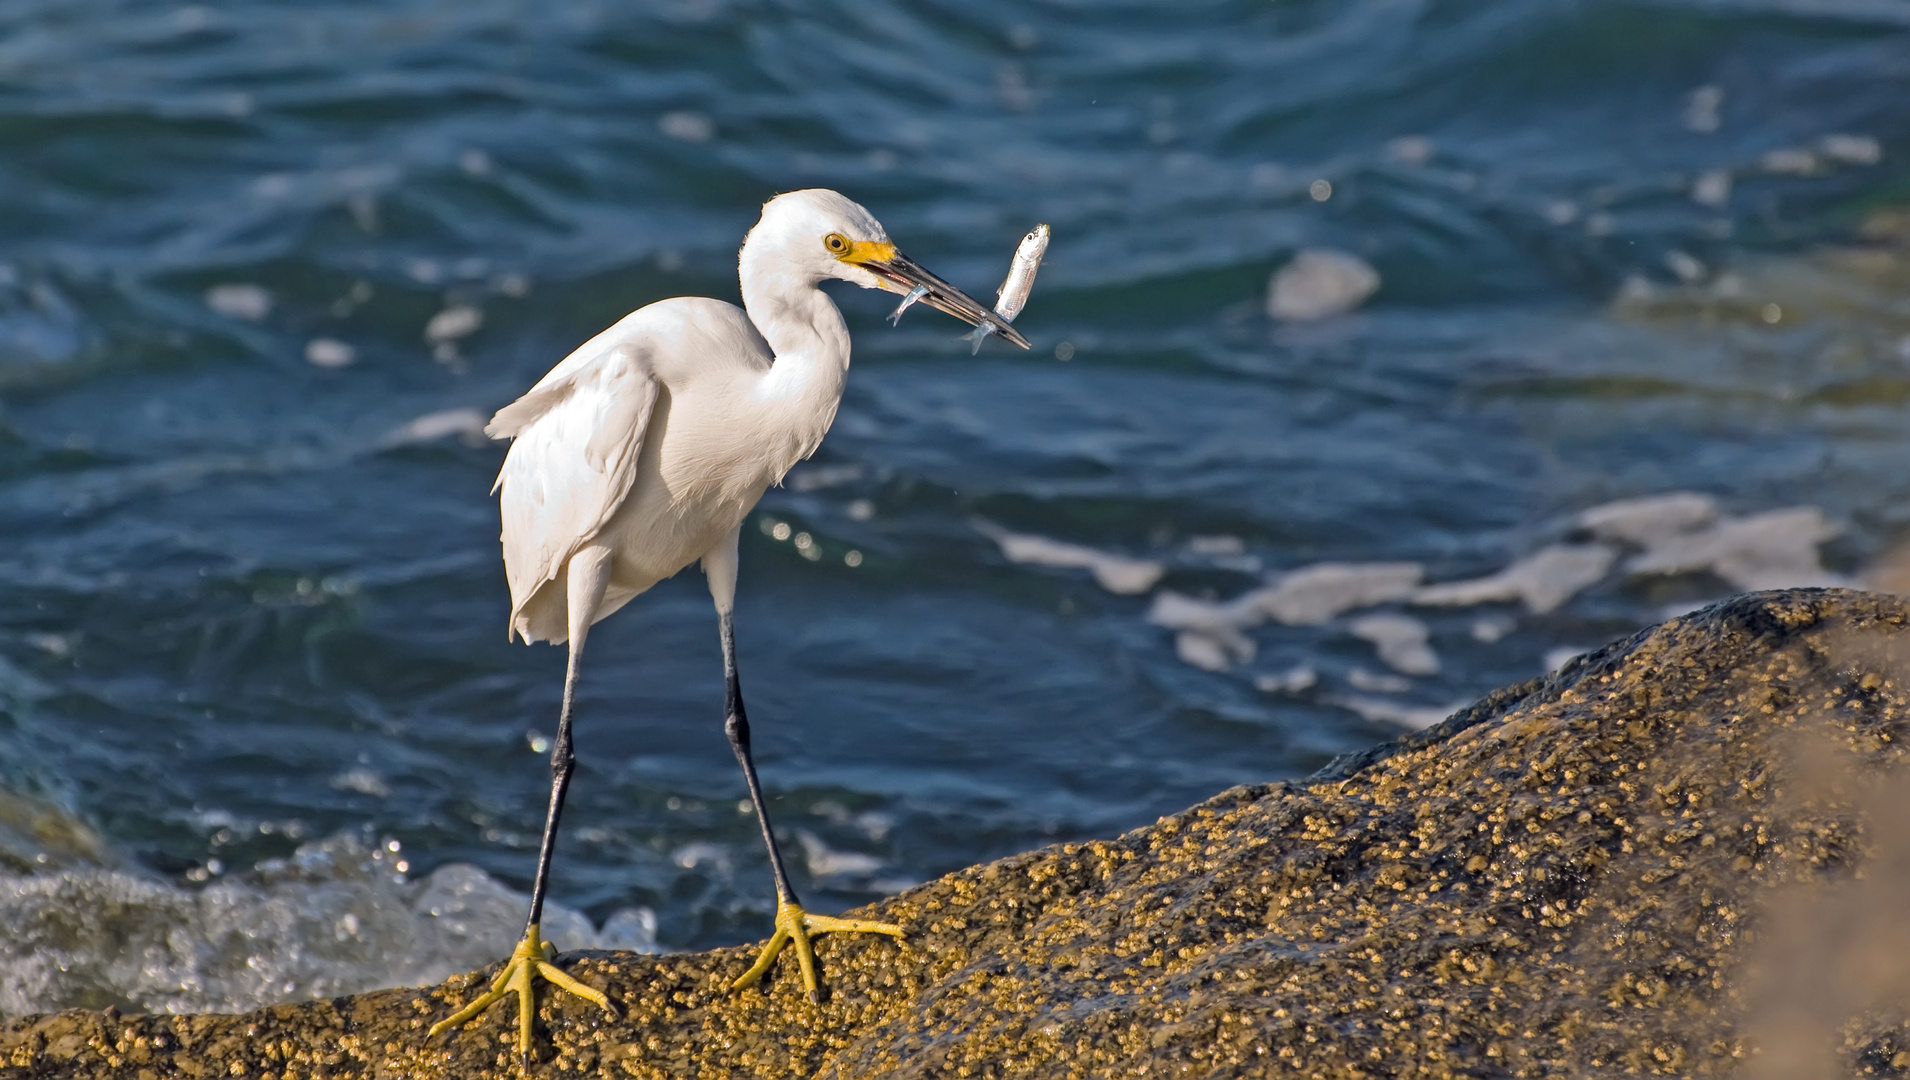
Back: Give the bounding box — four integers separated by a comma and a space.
490, 298, 769, 643
487, 188, 1024, 642
430, 188, 1030, 1058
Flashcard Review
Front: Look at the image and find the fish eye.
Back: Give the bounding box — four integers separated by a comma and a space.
823, 233, 850, 255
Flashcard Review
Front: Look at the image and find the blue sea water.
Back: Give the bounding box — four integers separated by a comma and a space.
2, 0, 1909, 1013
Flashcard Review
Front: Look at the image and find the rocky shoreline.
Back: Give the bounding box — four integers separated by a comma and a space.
7, 588, 1910, 1078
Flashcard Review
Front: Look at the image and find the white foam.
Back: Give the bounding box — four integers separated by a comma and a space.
303, 338, 356, 368
328, 768, 390, 798
424, 305, 483, 345
975, 520, 1164, 595
1253, 665, 1318, 694
1414, 544, 1616, 614
1266, 249, 1380, 322
669, 841, 730, 872
794, 831, 884, 880
408, 861, 601, 965
1820, 133, 1882, 166
1579, 492, 1718, 545
596, 907, 660, 951
1347, 667, 1412, 694
1148, 590, 1257, 636
786, 463, 865, 492
1186, 535, 1245, 556
1348, 613, 1440, 676
0, 833, 657, 1018
808, 801, 895, 842
1683, 85, 1724, 134
24, 632, 73, 659
1386, 136, 1435, 165
1185, 535, 1260, 573
1761, 148, 1819, 175
1149, 562, 1421, 673
204, 283, 272, 322
1692, 169, 1732, 208
1579, 495, 1845, 591
1544, 646, 1590, 674
658, 111, 715, 143
1664, 250, 1706, 283
382, 407, 489, 447
1174, 629, 1252, 672
1250, 561, 1423, 625
1623, 506, 1846, 591
1470, 614, 1516, 643
1324, 694, 1457, 731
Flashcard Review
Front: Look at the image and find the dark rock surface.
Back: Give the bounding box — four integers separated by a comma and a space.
8, 588, 1910, 1078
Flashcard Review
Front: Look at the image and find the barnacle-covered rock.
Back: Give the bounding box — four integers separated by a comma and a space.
9, 588, 1910, 1078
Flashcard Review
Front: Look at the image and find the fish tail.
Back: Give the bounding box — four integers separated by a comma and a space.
889, 284, 929, 326
966, 324, 994, 355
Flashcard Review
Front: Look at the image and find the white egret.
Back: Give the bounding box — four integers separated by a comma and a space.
428, 189, 1029, 1059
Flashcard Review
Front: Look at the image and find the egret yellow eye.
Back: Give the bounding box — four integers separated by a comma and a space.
824, 232, 850, 255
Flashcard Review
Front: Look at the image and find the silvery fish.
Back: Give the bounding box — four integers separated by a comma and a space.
965, 223, 1049, 354
887, 283, 929, 325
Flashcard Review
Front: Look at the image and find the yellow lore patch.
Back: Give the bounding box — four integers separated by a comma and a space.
837, 239, 897, 266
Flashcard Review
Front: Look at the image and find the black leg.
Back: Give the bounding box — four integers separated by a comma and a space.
719, 603, 905, 1000
525, 647, 583, 933
720, 609, 802, 908
428, 550, 617, 1058
430, 639, 614, 1062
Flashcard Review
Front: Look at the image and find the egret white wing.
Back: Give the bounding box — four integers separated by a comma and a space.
490, 338, 657, 641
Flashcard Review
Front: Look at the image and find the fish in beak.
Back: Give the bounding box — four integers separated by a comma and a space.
840, 241, 1032, 349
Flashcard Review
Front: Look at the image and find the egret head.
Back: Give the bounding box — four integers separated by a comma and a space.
744, 189, 1029, 348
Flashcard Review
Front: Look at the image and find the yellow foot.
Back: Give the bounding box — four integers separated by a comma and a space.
731, 900, 904, 1002
428, 924, 618, 1061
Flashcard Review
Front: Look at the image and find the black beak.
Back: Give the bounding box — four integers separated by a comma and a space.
864, 251, 1031, 350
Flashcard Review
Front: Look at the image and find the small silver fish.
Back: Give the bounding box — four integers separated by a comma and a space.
966, 223, 1049, 354
887, 283, 929, 325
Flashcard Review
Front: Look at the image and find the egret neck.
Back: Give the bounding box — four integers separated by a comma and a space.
738, 246, 853, 464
